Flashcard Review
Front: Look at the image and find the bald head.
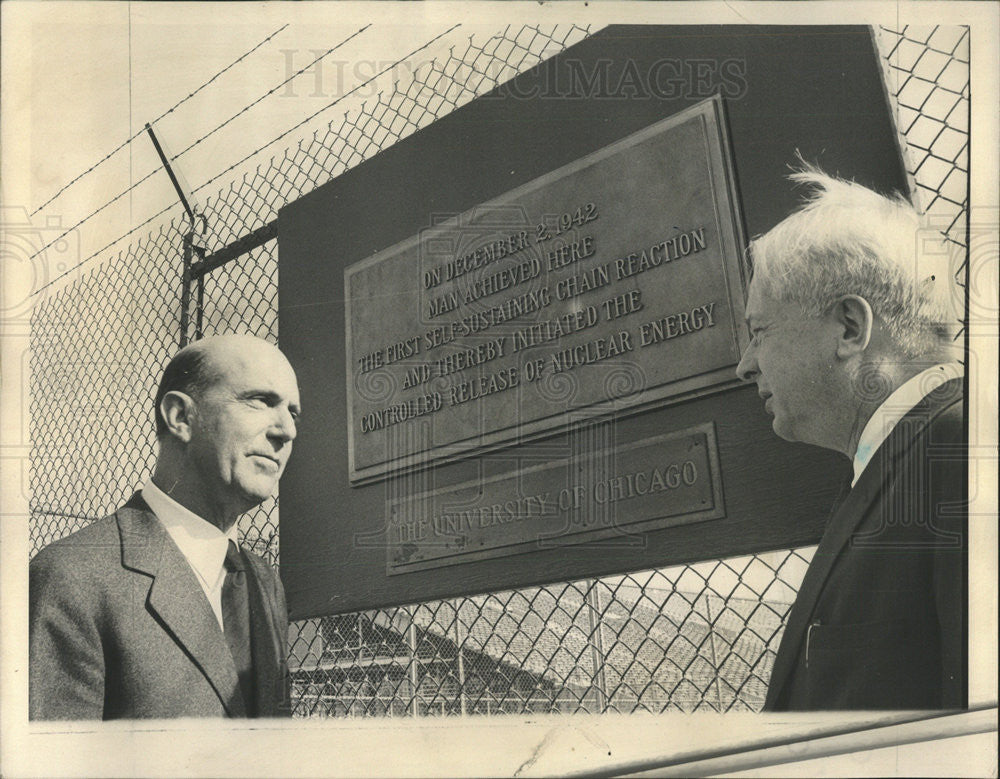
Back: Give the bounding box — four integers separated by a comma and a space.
154, 335, 293, 438
152, 335, 300, 527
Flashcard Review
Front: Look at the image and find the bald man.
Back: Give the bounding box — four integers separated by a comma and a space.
30, 335, 300, 720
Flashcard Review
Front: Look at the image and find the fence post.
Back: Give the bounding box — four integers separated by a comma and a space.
453, 601, 468, 716
180, 231, 192, 347
586, 580, 608, 712
408, 613, 420, 717
145, 122, 202, 348
196, 264, 204, 340
703, 591, 726, 711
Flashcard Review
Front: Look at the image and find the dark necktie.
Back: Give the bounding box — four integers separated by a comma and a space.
222, 540, 255, 715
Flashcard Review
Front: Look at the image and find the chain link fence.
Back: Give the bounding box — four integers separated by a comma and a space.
29, 24, 968, 716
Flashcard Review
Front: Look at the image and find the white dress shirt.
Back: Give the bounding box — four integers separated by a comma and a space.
851, 362, 963, 486
141, 478, 239, 629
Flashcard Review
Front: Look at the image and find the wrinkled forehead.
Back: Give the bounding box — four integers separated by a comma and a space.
744, 278, 798, 324
207, 341, 299, 397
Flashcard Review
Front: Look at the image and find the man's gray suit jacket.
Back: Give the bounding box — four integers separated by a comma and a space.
29, 493, 291, 720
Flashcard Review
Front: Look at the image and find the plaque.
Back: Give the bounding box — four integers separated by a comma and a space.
345, 96, 747, 483
388, 423, 724, 574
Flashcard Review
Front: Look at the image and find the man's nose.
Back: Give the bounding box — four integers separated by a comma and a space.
735, 345, 757, 383
269, 407, 297, 443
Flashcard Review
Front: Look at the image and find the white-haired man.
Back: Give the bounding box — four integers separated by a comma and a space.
737, 168, 966, 710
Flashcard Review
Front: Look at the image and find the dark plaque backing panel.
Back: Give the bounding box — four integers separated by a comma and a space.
279, 25, 906, 620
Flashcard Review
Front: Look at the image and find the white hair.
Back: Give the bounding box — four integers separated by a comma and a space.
749, 165, 959, 358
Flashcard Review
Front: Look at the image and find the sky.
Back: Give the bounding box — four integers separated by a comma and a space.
4, 3, 485, 295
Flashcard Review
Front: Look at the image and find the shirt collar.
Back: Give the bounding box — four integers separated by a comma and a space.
852, 362, 963, 486
142, 477, 239, 590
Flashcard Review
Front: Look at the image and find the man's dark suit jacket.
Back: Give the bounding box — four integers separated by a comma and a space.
29, 493, 292, 720
765, 377, 967, 710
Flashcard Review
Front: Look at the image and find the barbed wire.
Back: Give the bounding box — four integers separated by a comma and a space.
30, 23, 291, 217
27, 24, 375, 268
30, 23, 463, 299
191, 23, 461, 196
172, 24, 372, 160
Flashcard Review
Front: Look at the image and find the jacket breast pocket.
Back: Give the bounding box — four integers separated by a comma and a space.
806, 618, 939, 709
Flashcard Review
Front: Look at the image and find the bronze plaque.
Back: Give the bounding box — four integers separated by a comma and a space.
388, 423, 724, 573
345, 96, 747, 483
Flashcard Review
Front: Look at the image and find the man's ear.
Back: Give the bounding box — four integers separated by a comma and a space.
160, 391, 196, 443
833, 294, 874, 359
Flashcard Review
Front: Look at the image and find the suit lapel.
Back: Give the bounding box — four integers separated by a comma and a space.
764, 470, 875, 707
242, 553, 281, 716
117, 494, 246, 717
765, 377, 964, 707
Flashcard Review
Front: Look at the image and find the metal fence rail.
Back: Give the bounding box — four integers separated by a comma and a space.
29, 24, 968, 717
